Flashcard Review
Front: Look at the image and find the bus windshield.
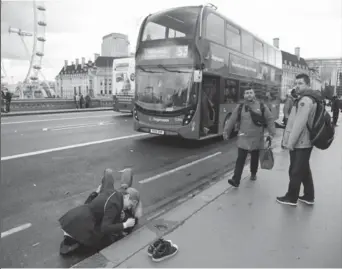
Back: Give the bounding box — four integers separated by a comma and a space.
136, 67, 197, 112
141, 6, 201, 41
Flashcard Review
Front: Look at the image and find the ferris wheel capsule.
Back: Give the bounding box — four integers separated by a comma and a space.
36, 52, 44, 57
33, 65, 42, 70
38, 21, 47, 26
37, 37, 46, 42
37, 5, 46, 11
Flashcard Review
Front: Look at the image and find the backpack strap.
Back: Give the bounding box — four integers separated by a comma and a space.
104, 191, 117, 213
237, 103, 243, 129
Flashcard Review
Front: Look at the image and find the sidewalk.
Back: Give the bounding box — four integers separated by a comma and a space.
73, 119, 342, 268
0, 107, 113, 117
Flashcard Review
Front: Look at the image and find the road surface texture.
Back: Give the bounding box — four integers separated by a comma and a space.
75, 118, 341, 268
1, 110, 269, 267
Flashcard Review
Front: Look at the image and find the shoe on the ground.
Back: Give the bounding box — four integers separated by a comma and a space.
147, 238, 172, 257
59, 236, 80, 255
228, 179, 239, 188
298, 195, 315, 205
152, 240, 178, 262
250, 174, 257, 181
276, 196, 297, 206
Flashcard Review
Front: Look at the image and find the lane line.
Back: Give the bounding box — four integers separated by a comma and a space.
1, 223, 32, 238
46, 122, 115, 131
1, 114, 120, 125
139, 151, 222, 184
51, 122, 115, 131
1, 133, 148, 161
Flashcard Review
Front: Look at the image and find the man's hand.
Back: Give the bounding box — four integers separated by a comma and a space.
223, 130, 229, 140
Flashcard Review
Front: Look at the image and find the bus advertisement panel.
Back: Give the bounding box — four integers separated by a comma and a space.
133, 5, 282, 140
113, 57, 135, 113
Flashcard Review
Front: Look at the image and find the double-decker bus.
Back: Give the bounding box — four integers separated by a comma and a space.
112, 57, 135, 113
133, 4, 282, 139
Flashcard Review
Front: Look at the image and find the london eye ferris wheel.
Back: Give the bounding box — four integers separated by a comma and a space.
4, 0, 48, 98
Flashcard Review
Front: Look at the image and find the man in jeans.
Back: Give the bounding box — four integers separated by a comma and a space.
223, 88, 276, 187
277, 73, 322, 206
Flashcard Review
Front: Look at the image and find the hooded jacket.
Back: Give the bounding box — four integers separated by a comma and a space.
282, 89, 322, 149
59, 169, 125, 248
224, 99, 276, 151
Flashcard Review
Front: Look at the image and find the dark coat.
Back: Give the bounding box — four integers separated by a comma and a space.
59, 170, 124, 248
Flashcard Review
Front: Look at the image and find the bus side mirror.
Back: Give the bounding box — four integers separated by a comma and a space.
193, 70, 202, 83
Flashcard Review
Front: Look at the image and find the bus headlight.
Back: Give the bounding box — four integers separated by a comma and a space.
133, 106, 139, 121
182, 109, 195, 125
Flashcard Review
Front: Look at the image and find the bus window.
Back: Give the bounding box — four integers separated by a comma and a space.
239, 81, 252, 100
225, 23, 241, 51
142, 22, 167, 40
241, 31, 254, 57
254, 40, 263, 61
141, 7, 200, 41
223, 79, 239, 103
205, 13, 225, 45
252, 83, 266, 101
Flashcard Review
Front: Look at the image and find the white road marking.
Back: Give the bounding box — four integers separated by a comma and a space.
139, 151, 222, 184
43, 122, 115, 131
1, 223, 32, 238
1, 114, 118, 125
1, 133, 148, 161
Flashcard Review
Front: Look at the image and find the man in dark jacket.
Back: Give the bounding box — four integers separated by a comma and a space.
223, 88, 276, 188
59, 169, 140, 254
331, 96, 340, 126
5, 91, 12, 113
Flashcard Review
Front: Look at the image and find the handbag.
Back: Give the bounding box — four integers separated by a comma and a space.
259, 139, 274, 170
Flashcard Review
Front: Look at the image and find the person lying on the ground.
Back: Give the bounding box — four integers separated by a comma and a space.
58, 168, 141, 255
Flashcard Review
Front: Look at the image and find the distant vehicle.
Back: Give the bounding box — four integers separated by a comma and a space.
112, 57, 135, 113
133, 4, 282, 140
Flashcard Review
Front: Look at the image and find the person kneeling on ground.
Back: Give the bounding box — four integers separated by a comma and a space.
59, 168, 142, 255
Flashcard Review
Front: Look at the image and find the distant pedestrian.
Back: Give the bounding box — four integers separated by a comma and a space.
75, 94, 80, 109
331, 96, 340, 126
278, 73, 322, 206
223, 88, 276, 188
283, 88, 297, 126
80, 94, 84, 109
5, 91, 12, 113
85, 94, 91, 108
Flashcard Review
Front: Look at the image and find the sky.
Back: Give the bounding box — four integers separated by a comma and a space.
1, 0, 342, 84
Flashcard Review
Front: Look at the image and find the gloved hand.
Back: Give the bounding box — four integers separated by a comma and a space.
266, 136, 272, 147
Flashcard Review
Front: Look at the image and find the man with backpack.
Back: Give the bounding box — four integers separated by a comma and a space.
277, 73, 334, 206
223, 88, 276, 188
331, 96, 340, 126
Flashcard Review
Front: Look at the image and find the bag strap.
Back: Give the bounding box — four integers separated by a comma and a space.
104, 191, 116, 213
237, 104, 243, 129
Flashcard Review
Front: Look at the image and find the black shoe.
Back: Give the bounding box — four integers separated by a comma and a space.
152, 240, 178, 262
298, 195, 315, 205
228, 179, 239, 188
147, 238, 172, 257
59, 236, 80, 255
250, 174, 257, 181
276, 196, 297, 206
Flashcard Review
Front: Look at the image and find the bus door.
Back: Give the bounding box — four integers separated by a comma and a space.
200, 75, 220, 136
218, 78, 240, 133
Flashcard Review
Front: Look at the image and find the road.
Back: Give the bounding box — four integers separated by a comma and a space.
1, 111, 241, 268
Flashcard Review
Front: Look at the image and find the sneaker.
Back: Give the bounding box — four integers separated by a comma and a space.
152, 240, 178, 262
276, 196, 297, 206
250, 174, 257, 181
228, 179, 239, 188
298, 195, 315, 205
147, 238, 172, 257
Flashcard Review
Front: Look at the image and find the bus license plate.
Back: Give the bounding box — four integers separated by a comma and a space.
150, 129, 165, 135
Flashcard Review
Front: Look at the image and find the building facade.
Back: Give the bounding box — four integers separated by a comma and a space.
55, 55, 128, 98
101, 33, 129, 57
306, 58, 342, 97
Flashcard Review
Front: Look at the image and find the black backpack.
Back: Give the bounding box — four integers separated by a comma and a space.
237, 102, 267, 129
296, 93, 334, 150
